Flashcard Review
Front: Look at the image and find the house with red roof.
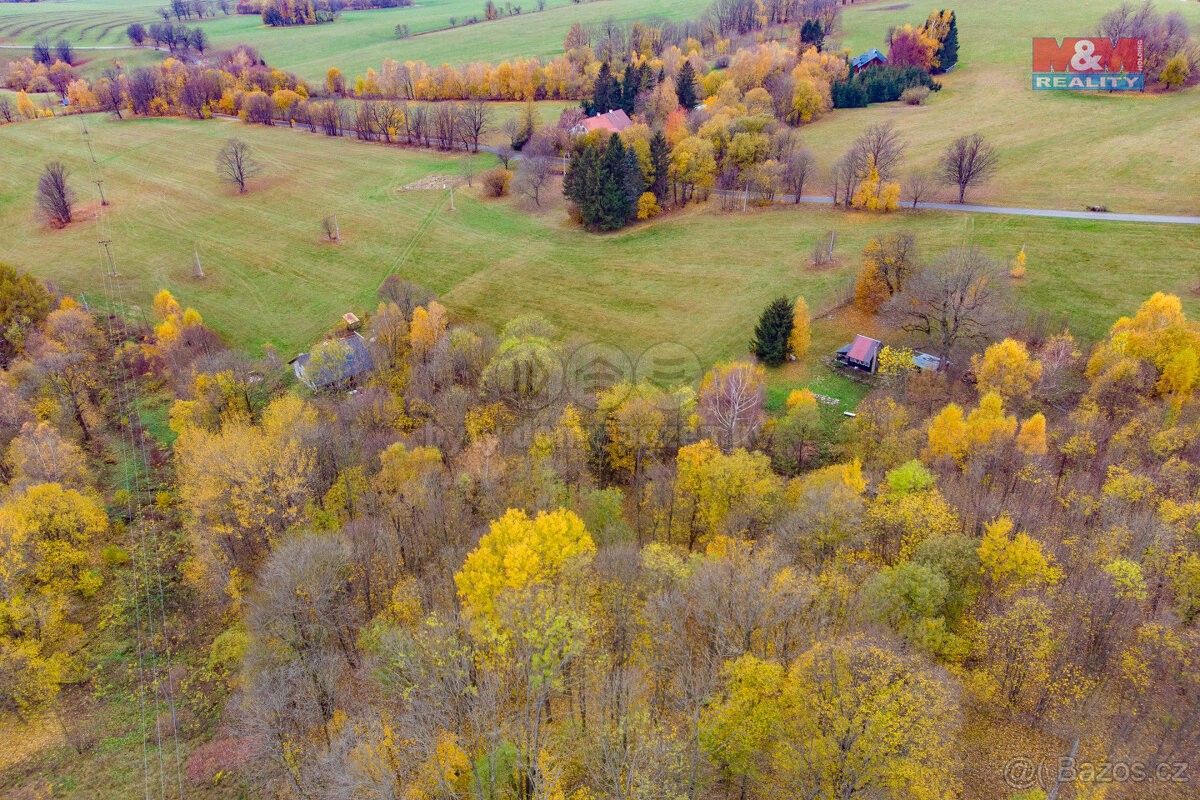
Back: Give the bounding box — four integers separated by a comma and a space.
570, 109, 633, 138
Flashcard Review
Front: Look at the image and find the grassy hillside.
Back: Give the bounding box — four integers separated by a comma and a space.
0, 0, 714, 80
800, 0, 1200, 214
1, 115, 1196, 367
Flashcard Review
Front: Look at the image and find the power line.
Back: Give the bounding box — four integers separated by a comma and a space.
85, 123, 186, 800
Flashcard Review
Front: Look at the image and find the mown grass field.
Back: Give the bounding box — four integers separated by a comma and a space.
2, 115, 1196, 372
801, 0, 1200, 214
0, 0, 715, 80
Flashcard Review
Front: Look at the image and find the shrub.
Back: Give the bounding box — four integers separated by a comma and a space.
636, 191, 661, 220
833, 66, 939, 108
901, 86, 931, 105
1160, 52, 1191, 90
481, 167, 512, 198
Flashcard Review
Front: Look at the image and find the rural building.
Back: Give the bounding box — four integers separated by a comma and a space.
570, 109, 633, 137
836, 335, 944, 374
850, 48, 888, 74
913, 352, 943, 372
292, 331, 373, 390
836, 335, 884, 373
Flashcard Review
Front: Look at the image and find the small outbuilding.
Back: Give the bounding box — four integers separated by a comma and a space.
570, 109, 633, 137
292, 331, 373, 390
836, 335, 884, 373
913, 352, 943, 372
850, 48, 888, 74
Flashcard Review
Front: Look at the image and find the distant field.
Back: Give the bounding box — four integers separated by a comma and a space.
801, 0, 1200, 214
0, 0, 714, 81
1, 116, 1196, 369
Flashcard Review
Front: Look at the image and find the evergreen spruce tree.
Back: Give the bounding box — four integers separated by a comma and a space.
592, 62, 616, 112
676, 61, 697, 110
621, 64, 639, 113
565, 143, 603, 228
598, 134, 632, 230
649, 131, 671, 203
937, 12, 959, 73
638, 62, 656, 93
622, 146, 646, 210
751, 297, 795, 366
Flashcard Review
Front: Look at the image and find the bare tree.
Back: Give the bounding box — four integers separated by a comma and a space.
216, 138, 261, 194
515, 135, 555, 206
496, 144, 516, 169
37, 162, 75, 226
904, 170, 936, 208
431, 102, 462, 150
885, 247, 1005, 362
939, 133, 999, 203
458, 99, 492, 152
0, 97, 13, 124
698, 361, 766, 452
829, 154, 855, 207
848, 121, 906, 184
782, 146, 816, 203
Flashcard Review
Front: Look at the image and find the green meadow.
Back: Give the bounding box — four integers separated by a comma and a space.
800, 0, 1200, 214
1, 115, 1195, 367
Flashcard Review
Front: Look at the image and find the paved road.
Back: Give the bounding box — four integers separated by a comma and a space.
724, 191, 1200, 225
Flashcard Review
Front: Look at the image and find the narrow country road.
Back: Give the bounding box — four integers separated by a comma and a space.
719, 191, 1200, 225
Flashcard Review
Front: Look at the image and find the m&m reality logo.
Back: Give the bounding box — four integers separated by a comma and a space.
1032, 37, 1145, 91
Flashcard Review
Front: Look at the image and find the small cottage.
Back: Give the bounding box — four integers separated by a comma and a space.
836, 335, 884, 373
850, 49, 888, 74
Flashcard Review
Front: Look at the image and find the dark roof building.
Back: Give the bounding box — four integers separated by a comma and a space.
836, 335, 884, 373
293, 331, 373, 390
850, 48, 888, 73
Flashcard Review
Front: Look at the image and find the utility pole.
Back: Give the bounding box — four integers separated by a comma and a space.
446, 182, 455, 212
82, 129, 97, 164
99, 238, 117, 277
94, 179, 108, 206
192, 247, 205, 279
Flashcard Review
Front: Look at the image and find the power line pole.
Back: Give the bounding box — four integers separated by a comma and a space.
192, 246, 205, 279
94, 179, 108, 206
99, 238, 117, 277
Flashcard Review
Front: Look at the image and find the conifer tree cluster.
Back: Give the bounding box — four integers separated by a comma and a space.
585, 61, 663, 115
565, 131, 670, 231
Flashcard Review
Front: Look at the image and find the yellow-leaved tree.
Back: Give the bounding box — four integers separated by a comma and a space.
789, 296, 811, 360
174, 393, 317, 600
972, 339, 1043, 404
702, 640, 958, 799
978, 515, 1061, 595
0, 483, 108, 714
851, 156, 900, 212
454, 507, 595, 798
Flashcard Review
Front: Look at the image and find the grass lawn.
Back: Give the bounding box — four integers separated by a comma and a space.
0, 0, 714, 81
2, 115, 1197, 381
798, 0, 1200, 214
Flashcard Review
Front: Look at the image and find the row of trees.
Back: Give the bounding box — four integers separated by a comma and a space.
127, 20, 210, 53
